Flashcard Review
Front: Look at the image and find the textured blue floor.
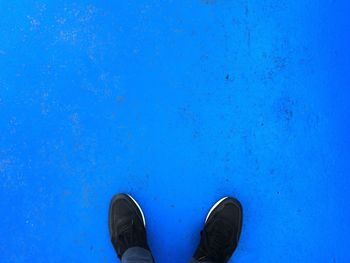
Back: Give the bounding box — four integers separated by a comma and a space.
1, 1, 350, 262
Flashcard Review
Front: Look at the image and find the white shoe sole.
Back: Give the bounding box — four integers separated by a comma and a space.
205, 196, 229, 223
127, 194, 146, 226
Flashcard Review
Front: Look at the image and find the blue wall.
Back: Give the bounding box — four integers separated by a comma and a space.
0, 1, 349, 262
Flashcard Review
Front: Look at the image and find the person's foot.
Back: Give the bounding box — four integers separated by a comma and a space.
193, 197, 243, 263
108, 193, 150, 259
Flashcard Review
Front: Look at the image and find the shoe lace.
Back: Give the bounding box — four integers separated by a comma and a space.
111, 219, 137, 257
118, 219, 135, 243
201, 221, 233, 261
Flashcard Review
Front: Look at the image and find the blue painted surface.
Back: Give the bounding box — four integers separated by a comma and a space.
0, 1, 349, 262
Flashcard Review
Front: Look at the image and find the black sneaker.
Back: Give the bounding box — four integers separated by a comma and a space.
108, 193, 150, 259
193, 197, 243, 263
